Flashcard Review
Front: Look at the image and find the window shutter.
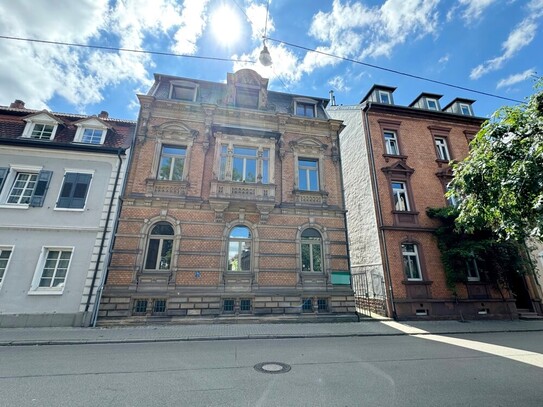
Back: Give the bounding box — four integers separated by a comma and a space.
57, 172, 77, 208
0, 167, 9, 192
70, 173, 92, 209
30, 170, 53, 207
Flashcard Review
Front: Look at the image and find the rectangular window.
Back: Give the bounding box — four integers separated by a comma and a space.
446, 183, 458, 207
153, 299, 167, 313
402, 244, 422, 280
296, 102, 315, 117
302, 298, 313, 312
240, 299, 252, 312
317, 298, 328, 312
36, 248, 73, 290
232, 146, 257, 182
7, 172, 38, 204
466, 258, 480, 281
81, 128, 104, 144
426, 99, 438, 110
223, 298, 235, 312
57, 172, 92, 209
31, 124, 55, 140
298, 159, 319, 191
435, 137, 450, 160
392, 181, 410, 211
171, 85, 196, 101
459, 103, 471, 115
158, 146, 186, 181
236, 87, 259, 109
0, 247, 13, 286
378, 91, 391, 104
134, 299, 148, 314
384, 131, 399, 155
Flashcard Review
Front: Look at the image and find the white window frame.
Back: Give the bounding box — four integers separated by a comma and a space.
466, 257, 480, 281
384, 131, 400, 155
22, 114, 61, 141
29, 246, 74, 295
445, 182, 459, 207
434, 137, 450, 161
402, 243, 422, 281
301, 229, 323, 273
378, 91, 391, 104
392, 181, 410, 211
74, 122, 108, 145
459, 103, 472, 116
0, 245, 14, 288
0, 165, 43, 208
169, 80, 198, 102
298, 158, 320, 191
158, 145, 187, 181
54, 169, 94, 211
426, 98, 439, 110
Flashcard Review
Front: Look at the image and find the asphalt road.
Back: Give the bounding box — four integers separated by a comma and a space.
1, 332, 542, 407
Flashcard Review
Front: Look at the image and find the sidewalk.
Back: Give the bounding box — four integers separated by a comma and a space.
0, 319, 542, 346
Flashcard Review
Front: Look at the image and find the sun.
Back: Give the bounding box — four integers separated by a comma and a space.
210, 5, 241, 46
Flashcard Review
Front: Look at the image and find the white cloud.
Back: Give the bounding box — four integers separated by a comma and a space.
457, 0, 497, 23
0, 0, 210, 114
328, 76, 351, 93
470, 20, 538, 79
496, 68, 537, 88
246, 2, 275, 40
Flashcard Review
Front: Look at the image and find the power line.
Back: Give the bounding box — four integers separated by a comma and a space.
265, 36, 524, 104
0, 35, 255, 64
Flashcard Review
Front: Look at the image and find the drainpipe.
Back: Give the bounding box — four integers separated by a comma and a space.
86, 148, 124, 326
363, 102, 397, 319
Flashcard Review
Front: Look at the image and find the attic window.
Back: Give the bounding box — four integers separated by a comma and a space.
426, 99, 438, 110
459, 103, 472, 116
170, 81, 198, 102
378, 90, 391, 104
236, 87, 259, 109
296, 102, 316, 118
73, 119, 109, 145
22, 113, 61, 141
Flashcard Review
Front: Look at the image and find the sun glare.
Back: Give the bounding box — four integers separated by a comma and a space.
211, 5, 241, 46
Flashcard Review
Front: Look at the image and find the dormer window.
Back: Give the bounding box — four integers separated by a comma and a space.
236, 86, 259, 109
294, 98, 318, 118
459, 103, 472, 116
426, 99, 439, 110
73, 117, 110, 145
378, 91, 391, 104
169, 80, 198, 102
22, 112, 62, 141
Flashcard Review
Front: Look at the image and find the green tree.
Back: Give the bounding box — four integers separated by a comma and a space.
449, 82, 543, 241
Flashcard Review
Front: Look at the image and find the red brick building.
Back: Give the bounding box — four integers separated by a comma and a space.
98, 69, 355, 322
329, 86, 519, 319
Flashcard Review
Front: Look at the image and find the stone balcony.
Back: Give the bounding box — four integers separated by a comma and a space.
210, 180, 276, 202
145, 179, 188, 197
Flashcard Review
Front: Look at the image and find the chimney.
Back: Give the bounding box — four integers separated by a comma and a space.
329, 90, 336, 107
98, 110, 109, 119
9, 99, 25, 109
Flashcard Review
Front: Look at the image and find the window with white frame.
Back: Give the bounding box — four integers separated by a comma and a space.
301, 228, 323, 272
228, 226, 251, 271
296, 102, 316, 118
144, 222, 174, 270
158, 146, 186, 181
22, 113, 61, 140
30, 123, 56, 140
384, 131, 400, 155
56, 172, 92, 209
426, 98, 439, 110
378, 91, 391, 104
0, 167, 52, 207
466, 257, 480, 281
30, 247, 73, 292
220, 145, 269, 183
0, 246, 13, 286
81, 128, 105, 144
445, 182, 458, 207
392, 181, 410, 211
459, 103, 471, 116
402, 243, 422, 280
74, 119, 108, 145
434, 137, 450, 161
298, 159, 319, 191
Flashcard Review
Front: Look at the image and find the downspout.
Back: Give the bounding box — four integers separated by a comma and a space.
86, 148, 124, 326
363, 102, 397, 319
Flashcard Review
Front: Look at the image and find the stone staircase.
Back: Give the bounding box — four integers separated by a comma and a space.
517, 308, 543, 320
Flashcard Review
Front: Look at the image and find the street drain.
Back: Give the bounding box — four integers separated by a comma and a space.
254, 362, 291, 374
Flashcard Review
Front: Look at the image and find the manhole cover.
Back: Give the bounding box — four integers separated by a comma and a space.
254, 362, 291, 374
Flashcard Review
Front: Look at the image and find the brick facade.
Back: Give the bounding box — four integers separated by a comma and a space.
99, 70, 355, 322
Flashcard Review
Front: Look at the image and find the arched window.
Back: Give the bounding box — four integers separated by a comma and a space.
301, 228, 322, 272
228, 226, 251, 271
144, 222, 174, 270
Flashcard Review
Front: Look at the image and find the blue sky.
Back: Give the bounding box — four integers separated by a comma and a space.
0, 0, 541, 120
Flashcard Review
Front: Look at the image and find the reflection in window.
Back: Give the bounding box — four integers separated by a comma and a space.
296, 102, 315, 117
220, 146, 269, 184
228, 226, 251, 271
301, 228, 322, 272
158, 146, 186, 181
402, 243, 422, 280
466, 257, 480, 281
145, 222, 174, 270
384, 131, 399, 155
298, 159, 319, 191
392, 181, 410, 211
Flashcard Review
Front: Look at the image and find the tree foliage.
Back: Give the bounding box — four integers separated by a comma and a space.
449, 82, 543, 241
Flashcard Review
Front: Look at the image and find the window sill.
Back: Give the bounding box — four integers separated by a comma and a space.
392, 210, 419, 226
383, 154, 407, 163
54, 207, 86, 212
293, 189, 329, 206
145, 179, 189, 198
402, 280, 432, 285
28, 289, 64, 296
0, 204, 30, 210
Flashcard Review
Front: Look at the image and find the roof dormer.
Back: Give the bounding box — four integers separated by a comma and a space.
22, 111, 64, 141
360, 85, 397, 105
226, 69, 269, 110
409, 93, 443, 111
73, 117, 112, 145
442, 98, 476, 116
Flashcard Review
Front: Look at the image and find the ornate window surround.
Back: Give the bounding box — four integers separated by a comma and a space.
290, 137, 328, 206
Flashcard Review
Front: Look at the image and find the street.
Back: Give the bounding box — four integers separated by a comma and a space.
1, 330, 542, 406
